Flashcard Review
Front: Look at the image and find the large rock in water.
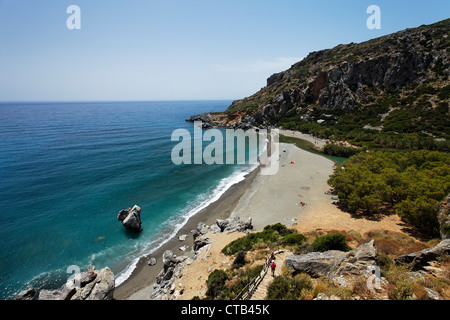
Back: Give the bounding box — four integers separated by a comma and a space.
117, 205, 143, 232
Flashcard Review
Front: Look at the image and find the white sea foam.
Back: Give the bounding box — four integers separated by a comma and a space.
114, 162, 258, 287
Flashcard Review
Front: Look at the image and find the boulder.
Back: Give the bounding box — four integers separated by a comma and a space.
193, 236, 211, 252
331, 240, 378, 277
32, 266, 115, 300
148, 257, 157, 266
15, 287, 37, 300
117, 205, 143, 232
395, 239, 450, 270
216, 219, 230, 232
286, 240, 378, 278
285, 250, 347, 277
85, 267, 115, 300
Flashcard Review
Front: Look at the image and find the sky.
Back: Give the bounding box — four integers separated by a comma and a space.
0, 0, 448, 101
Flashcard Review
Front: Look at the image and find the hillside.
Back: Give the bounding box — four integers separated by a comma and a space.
189, 18, 450, 151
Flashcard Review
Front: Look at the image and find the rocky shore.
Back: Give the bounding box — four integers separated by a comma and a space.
148, 217, 253, 300
16, 266, 115, 300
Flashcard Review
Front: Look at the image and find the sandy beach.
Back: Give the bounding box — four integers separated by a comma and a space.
278, 129, 326, 149
114, 139, 405, 300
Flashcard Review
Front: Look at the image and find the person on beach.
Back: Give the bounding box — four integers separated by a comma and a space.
270, 260, 276, 277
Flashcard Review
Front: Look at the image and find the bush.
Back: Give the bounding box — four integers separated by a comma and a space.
266, 272, 313, 300
282, 233, 307, 245
312, 233, 351, 252
222, 223, 297, 255
389, 277, 414, 300
206, 270, 229, 299
232, 251, 246, 269
214, 265, 264, 300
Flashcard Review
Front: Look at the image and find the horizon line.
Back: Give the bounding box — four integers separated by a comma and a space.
0, 99, 237, 104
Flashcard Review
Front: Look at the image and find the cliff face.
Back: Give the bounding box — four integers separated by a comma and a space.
217, 19, 449, 141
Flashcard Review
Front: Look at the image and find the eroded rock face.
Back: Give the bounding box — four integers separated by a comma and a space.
118, 205, 143, 232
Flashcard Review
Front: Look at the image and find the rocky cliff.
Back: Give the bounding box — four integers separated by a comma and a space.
189, 19, 449, 147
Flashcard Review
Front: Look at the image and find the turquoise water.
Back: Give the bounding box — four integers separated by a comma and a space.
0, 101, 259, 299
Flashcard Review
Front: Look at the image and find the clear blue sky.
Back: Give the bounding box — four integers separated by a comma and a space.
0, 0, 448, 101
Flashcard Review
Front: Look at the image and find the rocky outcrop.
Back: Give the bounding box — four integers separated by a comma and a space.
332, 240, 378, 277
192, 217, 253, 240
285, 250, 347, 278
151, 250, 189, 300
395, 239, 450, 271
117, 205, 143, 232
285, 240, 378, 278
149, 216, 253, 300
218, 19, 449, 133
16, 266, 115, 300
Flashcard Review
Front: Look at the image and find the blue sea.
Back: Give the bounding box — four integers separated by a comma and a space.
0, 101, 258, 299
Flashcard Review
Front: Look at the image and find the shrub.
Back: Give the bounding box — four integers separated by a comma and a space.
222, 223, 297, 255
312, 233, 351, 252
281, 233, 307, 246
266, 272, 313, 300
232, 251, 246, 269
389, 277, 414, 300
206, 269, 229, 299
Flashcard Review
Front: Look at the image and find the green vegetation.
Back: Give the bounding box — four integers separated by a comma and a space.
221, 223, 305, 255
266, 271, 313, 300
328, 150, 450, 235
323, 144, 363, 158
311, 233, 352, 252
204, 265, 264, 300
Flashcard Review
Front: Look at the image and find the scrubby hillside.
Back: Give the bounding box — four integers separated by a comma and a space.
193, 19, 449, 152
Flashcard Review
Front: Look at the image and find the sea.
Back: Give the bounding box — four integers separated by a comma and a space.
0, 100, 260, 299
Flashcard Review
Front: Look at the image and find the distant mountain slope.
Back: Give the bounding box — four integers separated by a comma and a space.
206, 19, 449, 151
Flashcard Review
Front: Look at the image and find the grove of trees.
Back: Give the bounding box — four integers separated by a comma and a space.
328, 150, 450, 235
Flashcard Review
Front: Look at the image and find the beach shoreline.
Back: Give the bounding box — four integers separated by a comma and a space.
113, 165, 260, 300
114, 138, 339, 300
114, 137, 408, 300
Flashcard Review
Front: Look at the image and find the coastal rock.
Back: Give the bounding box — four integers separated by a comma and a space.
148, 257, 157, 266
32, 266, 114, 300
193, 236, 211, 252
15, 287, 37, 300
216, 219, 230, 232
152, 250, 188, 300
117, 205, 143, 232
192, 222, 210, 239
395, 239, 450, 270
214, 217, 253, 234
85, 267, 115, 300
